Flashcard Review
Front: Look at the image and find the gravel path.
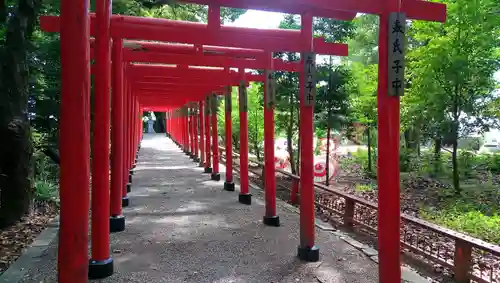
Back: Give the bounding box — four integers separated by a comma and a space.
19, 133, 378, 283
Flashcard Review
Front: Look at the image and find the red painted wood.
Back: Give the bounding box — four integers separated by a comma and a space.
377, 1, 402, 282
110, 38, 124, 218
238, 69, 249, 196
123, 51, 303, 71
40, 15, 349, 54
263, 53, 277, 219
199, 100, 205, 167
211, 97, 220, 176
171, 0, 357, 20
179, 0, 446, 22
224, 87, 233, 184
91, 0, 112, 263
58, 0, 91, 281
298, 12, 315, 251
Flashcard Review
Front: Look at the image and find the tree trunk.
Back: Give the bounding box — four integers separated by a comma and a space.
233, 132, 239, 151
325, 65, 332, 186
404, 130, 411, 149
451, 118, 460, 195
287, 91, 296, 175
367, 127, 372, 173
253, 113, 260, 161
416, 126, 421, 156
433, 138, 442, 177
296, 110, 301, 176
451, 87, 461, 195
451, 135, 460, 195
0, 0, 38, 228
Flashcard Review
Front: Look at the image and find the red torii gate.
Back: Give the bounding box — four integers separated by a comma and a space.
112, 37, 348, 278
41, 13, 350, 55
50, 0, 446, 283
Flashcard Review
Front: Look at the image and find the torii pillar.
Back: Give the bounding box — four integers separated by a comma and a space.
211, 93, 221, 181
89, 0, 113, 278
109, 37, 126, 234
199, 100, 205, 168
223, 86, 235, 191
204, 96, 212, 174
193, 103, 200, 162
189, 104, 196, 158
297, 12, 318, 262
263, 53, 279, 226
122, 79, 130, 207
377, 1, 405, 281
238, 69, 251, 205
58, 1, 90, 282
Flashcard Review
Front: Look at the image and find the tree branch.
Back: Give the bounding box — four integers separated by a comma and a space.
441, 146, 452, 154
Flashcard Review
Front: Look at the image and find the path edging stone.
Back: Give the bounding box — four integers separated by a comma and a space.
242, 173, 429, 283
0, 216, 60, 283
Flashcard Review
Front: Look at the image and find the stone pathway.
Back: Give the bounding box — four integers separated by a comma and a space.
17, 134, 383, 282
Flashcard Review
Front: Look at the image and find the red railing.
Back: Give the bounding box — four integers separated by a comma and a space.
218, 146, 500, 283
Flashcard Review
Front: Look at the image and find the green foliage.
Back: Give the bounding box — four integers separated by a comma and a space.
315, 65, 351, 132
399, 148, 419, 172
421, 207, 500, 244
247, 83, 264, 160
347, 62, 378, 127
218, 87, 241, 150
406, 0, 500, 194
314, 138, 321, 156
34, 180, 58, 201
355, 183, 375, 193
346, 14, 379, 65
349, 149, 377, 174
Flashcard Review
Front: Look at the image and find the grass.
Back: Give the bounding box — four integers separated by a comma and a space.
420, 184, 500, 243
355, 183, 375, 193
421, 206, 500, 244
34, 179, 58, 202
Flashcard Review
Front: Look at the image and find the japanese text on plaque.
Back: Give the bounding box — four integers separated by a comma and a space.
303, 52, 316, 106
388, 12, 406, 97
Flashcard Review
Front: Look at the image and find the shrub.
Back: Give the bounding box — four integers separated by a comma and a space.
486, 153, 500, 173
458, 151, 476, 179
34, 180, 58, 202
400, 148, 419, 172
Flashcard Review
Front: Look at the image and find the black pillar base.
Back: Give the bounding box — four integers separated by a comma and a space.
204, 167, 212, 174
130, 169, 135, 175
238, 193, 252, 205
263, 215, 280, 227
126, 183, 132, 193
110, 215, 125, 233
211, 173, 220, 181
193, 157, 200, 163
297, 245, 320, 262
198, 163, 204, 168
224, 182, 235, 191
122, 196, 129, 207
88, 258, 113, 279
128, 174, 133, 183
